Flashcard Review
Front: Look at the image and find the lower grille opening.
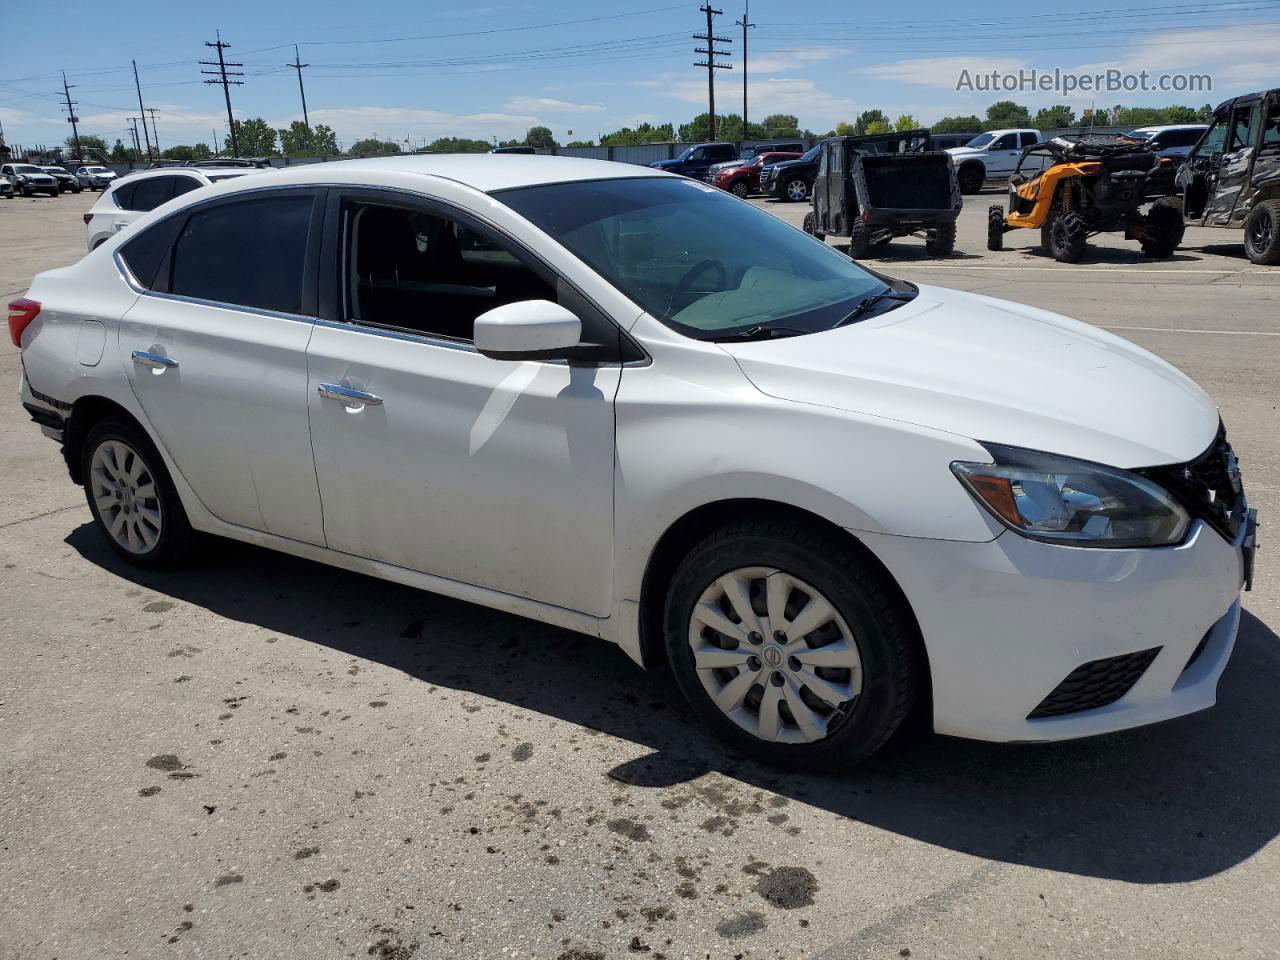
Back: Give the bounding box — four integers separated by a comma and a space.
1028, 647, 1161, 719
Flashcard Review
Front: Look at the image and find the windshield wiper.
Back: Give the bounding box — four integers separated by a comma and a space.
714, 324, 812, 342
833, 289, 915, 329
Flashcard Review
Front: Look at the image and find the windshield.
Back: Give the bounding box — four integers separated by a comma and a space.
85, 166, 108, 173
964, 133, 996, 148
674, 146, 695, 161
13, 164, 42, 174
1124, 130, 1154, 140
498, 177, 889, 340
798, 144, 820, 161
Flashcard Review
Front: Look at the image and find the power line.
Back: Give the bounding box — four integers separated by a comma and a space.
286, 44, 310, 130
201, 31, 244, 156
146, 107, 160, 153
132, 60, 153, 162
694, 4, 732, 140
126, 117, 142, 159
61, 70, 81, 157
736, 1, 754, 135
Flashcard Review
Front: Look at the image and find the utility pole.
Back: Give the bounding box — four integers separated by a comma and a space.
735, 1, 754, 137
61, 71, 82, 158
693, 5, 732, 141
132, 60, 153, 161
145, 108, 160, 155
286, 44, 311, 130
201, 31, 244, 156
127, 118, 142, 159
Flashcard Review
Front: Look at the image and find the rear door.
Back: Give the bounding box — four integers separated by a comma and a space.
1208, 101, 1260, 225
117, 187, 326, 544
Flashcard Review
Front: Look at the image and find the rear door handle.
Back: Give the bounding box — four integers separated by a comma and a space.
318, 382, 383, 406
132, 349, 178, 369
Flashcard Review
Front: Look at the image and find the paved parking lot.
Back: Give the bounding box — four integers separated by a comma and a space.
1, 188, 1278, 960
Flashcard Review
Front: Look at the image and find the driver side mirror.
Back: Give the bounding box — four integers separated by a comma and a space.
474, 299, 582, 361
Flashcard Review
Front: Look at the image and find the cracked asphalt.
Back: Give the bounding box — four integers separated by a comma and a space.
1, 188, 1278, 960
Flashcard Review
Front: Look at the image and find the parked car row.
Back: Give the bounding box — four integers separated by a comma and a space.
1, 162, 118, 197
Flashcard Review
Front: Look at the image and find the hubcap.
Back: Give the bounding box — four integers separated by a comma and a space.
786, 180, 807, 201
687, 566, 863, 744
90, 439, 162, 554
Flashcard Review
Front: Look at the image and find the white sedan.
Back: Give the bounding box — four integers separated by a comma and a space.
11, 156, 1256, 769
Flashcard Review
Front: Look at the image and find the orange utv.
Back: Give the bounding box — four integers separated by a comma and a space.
987, 135, 1184, 262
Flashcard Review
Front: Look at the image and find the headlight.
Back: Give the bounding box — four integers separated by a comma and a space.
952, 443, 1189, 548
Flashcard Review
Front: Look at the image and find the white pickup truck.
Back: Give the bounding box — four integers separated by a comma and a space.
946, 129, 1044, 194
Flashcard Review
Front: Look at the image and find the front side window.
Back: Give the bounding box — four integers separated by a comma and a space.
991, 134, 1018, 150
170, 193, 315, 314
965, 133, 996, 148
1193, 117, 1228, 158
498, 177, 887, 341
1019, 132, 1038, 148
1228, 104, 1259, 151
343, 201, 555, 342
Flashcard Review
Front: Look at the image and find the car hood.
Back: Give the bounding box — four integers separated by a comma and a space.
944, 146, 984, 160
721, 284, 1219, 469
649, 159, 682, 169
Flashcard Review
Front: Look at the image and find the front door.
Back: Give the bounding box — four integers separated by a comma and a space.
1209, 100, 1261, 225
984, 133, 1023, 178
118, 189, 326, 545
304, 193, 620, 616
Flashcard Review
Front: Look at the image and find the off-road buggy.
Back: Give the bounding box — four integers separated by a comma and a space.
802, 130, 962, 258
986, 135, 1183, 263
1172, 88, 1280, 265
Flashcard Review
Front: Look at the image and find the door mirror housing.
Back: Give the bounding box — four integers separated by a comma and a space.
473, 299, 582, 361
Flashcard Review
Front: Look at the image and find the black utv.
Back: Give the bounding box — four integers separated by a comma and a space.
1170, 88, 1280, 264
801, 130, 962, 258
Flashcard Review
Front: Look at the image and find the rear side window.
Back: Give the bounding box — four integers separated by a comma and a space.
111, 180, 138, 209
1261, 104, 1280, 156
118, 215, 183, 289
171, 177, 202, 200
170, 193, 315, 315
1019, 132, 1038, 148
1164, 129, 1205, 148
130, 176, 178, 212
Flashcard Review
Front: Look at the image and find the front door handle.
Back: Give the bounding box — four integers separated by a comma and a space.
318, 382, 383, 406
132, 349, 178, 369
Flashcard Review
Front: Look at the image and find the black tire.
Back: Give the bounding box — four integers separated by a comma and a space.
731, 181, 749, 198
801, 211, 825, 241
22, 186, 32, 197
1047, 210, 1088, 263
663, 519, 920, 771
847, 218, 870, 259
958, 164, 984, 195
1243, 199, 1280, 265
81, 416, 196, 568
987, 205, 1005, 251
925, 219, 956, 256
1141, 198, 1184, 258
783, 178, 809, 202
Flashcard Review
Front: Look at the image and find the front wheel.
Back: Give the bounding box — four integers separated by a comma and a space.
847, 218, 871, 258
1244, 199, 1280, 265
1141, 198, 1185, 258
958, 165, 984, 195
802, 211, 825, 241
82, 417, 195, 567
731, 181, 749, 198
784, 178, 809, 202
1047, 210, 1088, 263
987, 205, 1005, 250
663, 520, 920, 771
925, 220, 956, 256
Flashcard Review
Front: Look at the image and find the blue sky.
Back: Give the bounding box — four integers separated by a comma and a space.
2, 0, 1276, 152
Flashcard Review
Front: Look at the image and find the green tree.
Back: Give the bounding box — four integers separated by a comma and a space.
226, 117, 279, 156
349, 138, 402, 156
864, 120, 892, 135
66, 133, 108, 153
109, 139, 137, 162
525, 125, 559, 149
422, 136, 491, 153
985, 100, 1031, 127
853, 110, 888, 135
600, 122, 675, 146
1082, 107, 1110, 126
760, 113, 801, 137
894, 114, 920, 132
277, 121, 339, 156
161, 144, 213, 161
931, 115, 982, 134
1033, 105, 1076, 129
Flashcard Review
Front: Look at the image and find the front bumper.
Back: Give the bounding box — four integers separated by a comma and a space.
858, 518, 1248, 743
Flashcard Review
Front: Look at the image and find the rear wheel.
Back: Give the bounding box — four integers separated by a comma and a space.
1047, 210, 1088, 263
1244, 199, 1280, 265
1141, 198, 1185, 258
784, 178, 809, 202
801, 211, 825, 241
663, 519, 919, 771
987, 205, 1005, 250
731, 181, 750, 198
847, 218, 870, 258
958, 164, 984, 195
925, 220, 956, 256
82, 417, 195, 568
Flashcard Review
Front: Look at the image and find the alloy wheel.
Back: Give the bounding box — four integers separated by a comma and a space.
1249, 207, 1274, 253
89, 439, 163, 554
687, 566, 863, 744
785, 179, 808, 201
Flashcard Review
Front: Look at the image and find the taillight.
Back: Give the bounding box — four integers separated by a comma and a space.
83, 212, 93, 225
8, 298, 40, 348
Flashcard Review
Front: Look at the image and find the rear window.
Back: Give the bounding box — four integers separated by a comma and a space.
169, 193, 315, 315
119, 215, 183, 289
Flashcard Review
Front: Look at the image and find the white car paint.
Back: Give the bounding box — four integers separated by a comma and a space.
83, 166, 268, 251
16, 155, 1249, 748
947, 128, 1045, 183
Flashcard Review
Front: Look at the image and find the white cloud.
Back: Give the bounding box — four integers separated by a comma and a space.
504, 96, 606, 114
749, 47, 849, 74
635, 71, 860, 130
304, 105, 540, 144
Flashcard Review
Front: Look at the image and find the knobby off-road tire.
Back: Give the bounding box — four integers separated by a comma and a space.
802, 211, 825, 241
663, 519, 920, 771
1141, 198, 1185, 258
847, 218, 871, 259
958, 164, 984, 195
1244, 199, 1280, 265
926, 220, 957, 256
1046, 210, 1088, 263
81, 416, 196, 568
987, 205, 1005, 250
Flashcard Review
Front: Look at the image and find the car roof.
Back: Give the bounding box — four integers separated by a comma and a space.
199, 154, 669, 194
1130, 124, 1208, 133
116, 166, 268, 183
